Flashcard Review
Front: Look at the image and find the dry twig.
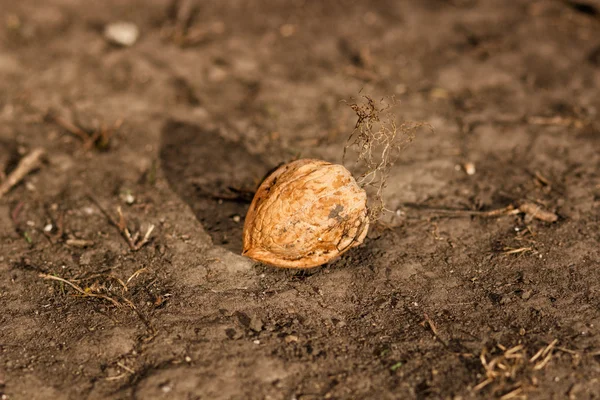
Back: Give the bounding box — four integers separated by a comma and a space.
404, 202, 557, 224
533, 171, 551, 187
45, 111, 122, 151
126, 268, 148, 285
401, 204, 520, 219
518, 202, 558, 223
419, 205, 519, 218
105, 373, 128, 381
163, 0, 224, 46
0, 148, 45, 198
503, 247, 533, 255
423, 313, 448, 347
84, 119, 123, 151
39, 273, 122, 307
11, 201, 24, 225
65, 238, 95, 248
45, 112, 89, 142
527, 115, 584, 128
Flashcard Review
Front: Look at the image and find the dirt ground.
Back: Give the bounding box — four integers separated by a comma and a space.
1, 0, 600, 399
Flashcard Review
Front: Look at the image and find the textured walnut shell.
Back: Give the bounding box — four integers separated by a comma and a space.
242, 159, 369, 268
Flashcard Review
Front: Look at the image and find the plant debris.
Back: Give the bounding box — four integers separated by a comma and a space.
88, 195, 155, 251
518, 202, 558, 223
39, 270, 155, 339
473, 340, 560, 398
0, 148, 45, 198
344, 95, 429, 219
404, 202, 558, 223
162, 0, 225, 47
45, 111, 122, 151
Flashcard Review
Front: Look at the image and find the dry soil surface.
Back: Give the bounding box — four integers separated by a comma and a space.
1, 0, 600, 399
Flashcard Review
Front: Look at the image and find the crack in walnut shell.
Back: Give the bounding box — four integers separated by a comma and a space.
242, 159, 369, 268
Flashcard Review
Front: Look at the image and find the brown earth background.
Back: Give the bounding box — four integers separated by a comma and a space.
1, 0, 600, 399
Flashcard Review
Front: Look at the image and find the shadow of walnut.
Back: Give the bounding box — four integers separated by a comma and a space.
160, 120, 268, 252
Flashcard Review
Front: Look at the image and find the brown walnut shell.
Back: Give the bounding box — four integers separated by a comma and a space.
242, 159, 369, 268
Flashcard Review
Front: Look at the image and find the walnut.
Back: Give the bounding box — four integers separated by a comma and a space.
242, 159, 369, 268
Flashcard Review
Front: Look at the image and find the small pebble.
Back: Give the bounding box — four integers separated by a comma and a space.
464, 162, 476, 175
160, 384, 172, 393
208, 66, 227, 82
83, 207, 95, 215
104, 22, 139, 47
119, 189, 135, 205
285, 335, 299, 343
280, 24, 296, 37
249, 316, 263, 332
